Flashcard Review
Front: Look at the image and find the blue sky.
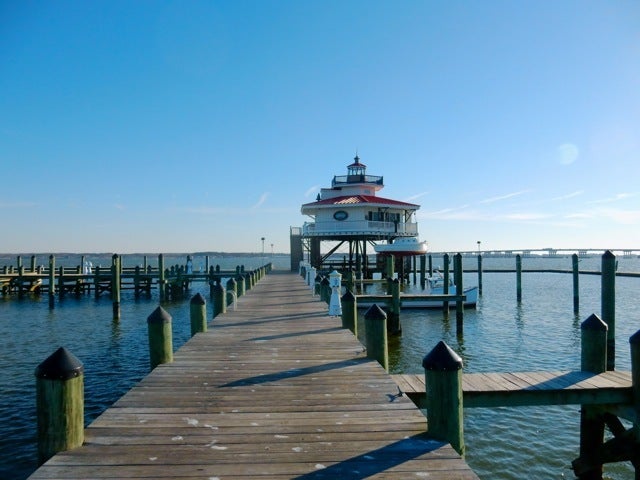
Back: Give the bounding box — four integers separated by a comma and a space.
1, 1, 639, 254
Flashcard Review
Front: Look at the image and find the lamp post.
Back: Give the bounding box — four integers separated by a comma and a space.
477, 241, 481, 254
261, 237, 265, 264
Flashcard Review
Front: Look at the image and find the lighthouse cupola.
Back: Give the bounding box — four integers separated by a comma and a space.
347, 155, 366, 178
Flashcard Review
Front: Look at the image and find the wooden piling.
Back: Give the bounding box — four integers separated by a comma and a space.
147, 306, 173, 369
111, 254, 121, 320
477, 253, 483, 296
422, 341, 464, 455
601, 250, 616, 371
454, 253, 463, 333
364, 304, 388, 371
212, 281, 226, 318
57, 266, 65, 299
340, 290, 357, 335
385, 256, 394, 294
388, 278, 401, 335
35, 347, 84, 465
30, 255, 37, 273
158, 254, 166, 301
442, 254, 450, 312
573, 254, 580, 313
420, 255, 426, 289
578, 314, 608, 479
48, 255, 55, 308
226, 277, 237, 307
236, 273, 246, 297
190, 293, 207, 336
516, 254, 522, 302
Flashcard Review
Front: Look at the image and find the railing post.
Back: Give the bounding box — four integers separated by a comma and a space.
147, 307, 173, 369
236, 273, 245, 297
190, 293, 207, 336
35, 347, 84, 465
422, 341, 464, 455
364, 304, 388, 371
442, 254, 450, 312
226, 277, 237, 307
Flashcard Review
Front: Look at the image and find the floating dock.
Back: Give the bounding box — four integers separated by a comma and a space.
28, 271, 478, 479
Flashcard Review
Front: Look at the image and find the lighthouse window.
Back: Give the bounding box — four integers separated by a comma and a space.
333, 210, 349, 221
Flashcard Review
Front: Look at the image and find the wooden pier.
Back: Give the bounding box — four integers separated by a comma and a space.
28, 271, 478, 479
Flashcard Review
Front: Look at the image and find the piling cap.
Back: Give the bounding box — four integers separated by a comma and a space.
603, 250, 615, 260
422, 341, 463, 371
190, 293, 206, 305
341, 290, 355, 302
35, 347, 84, 380
227, 277, 237, 287
364, 303, 387, 320
630, 329, 640, 346
581, 313, 608, 331
147, 306, 172, 324
321, 277, 330, 285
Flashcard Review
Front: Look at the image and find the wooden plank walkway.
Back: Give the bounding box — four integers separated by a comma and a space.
392, 370, 633, 409
29, 271, 478, 480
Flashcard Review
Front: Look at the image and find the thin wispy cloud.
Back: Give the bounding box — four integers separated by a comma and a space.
479, 190, 531, 204
251, 192, 269, 209
551, 190, 584, 201
587, 192, 639, 205
404, 191, 429, 202
114, 204, 126, 210
304, 185, 321, 197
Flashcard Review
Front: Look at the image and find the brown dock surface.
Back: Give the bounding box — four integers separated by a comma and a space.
29, 271, 478, 479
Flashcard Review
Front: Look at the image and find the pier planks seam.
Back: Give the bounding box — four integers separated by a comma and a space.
28, 271, 478, 479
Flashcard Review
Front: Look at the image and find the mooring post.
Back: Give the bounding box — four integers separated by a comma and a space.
340, 290, 357, 335
111, 254, 121, 320
572, 254, 580, 313
516, 254, 522, 302
442, 254, 450, 312
48, 255, 55, 308
388, 278, 401, 335
30, 255, 37, 273
420, 254, 426, 289
134, 266, 141, 298
212, 280, 226, 318
601, 250, 616, 371
630, 329, 640, 412
364, 304, 388, 371
190, 293, 207, 336
578, 314, 608, 479
35, 347, 84, 465
454, 253, 464, 334
422, 341, 464, 455
477, 253, 483, 296
147, 306, 173, 369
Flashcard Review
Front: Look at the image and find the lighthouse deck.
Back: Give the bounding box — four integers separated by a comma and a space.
28, 271, 478, 479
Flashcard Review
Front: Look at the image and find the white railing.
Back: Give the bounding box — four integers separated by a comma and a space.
302, 221, 418, 236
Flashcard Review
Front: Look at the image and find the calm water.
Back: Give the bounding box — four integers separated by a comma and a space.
1, 253, 639, 479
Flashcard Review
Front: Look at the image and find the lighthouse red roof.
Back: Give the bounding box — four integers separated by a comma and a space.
301, 195, 419, 209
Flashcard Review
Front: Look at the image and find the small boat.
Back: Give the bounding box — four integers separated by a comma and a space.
374, 237, 428, 256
